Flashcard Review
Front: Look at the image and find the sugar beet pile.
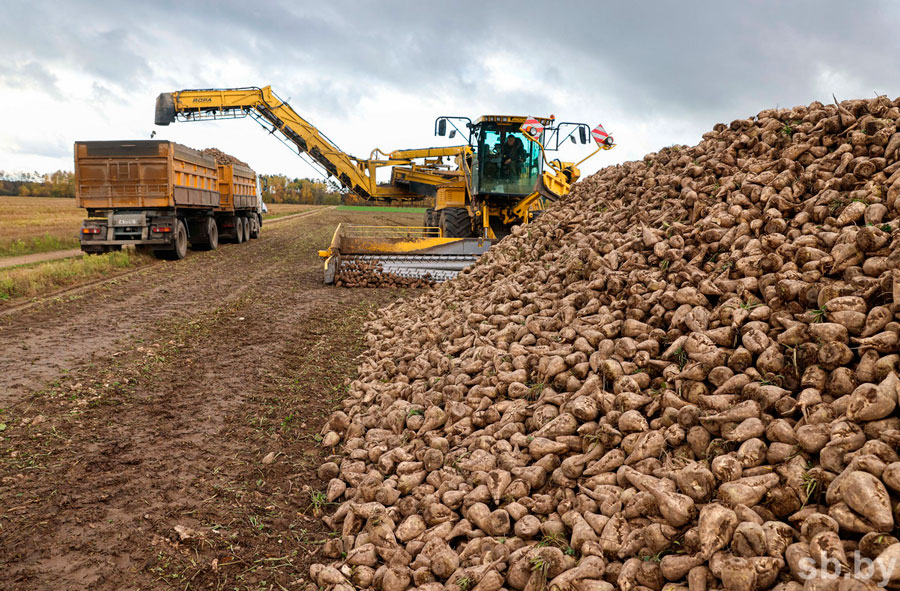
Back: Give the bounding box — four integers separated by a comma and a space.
200, 147, 248, 166
309, 97, 900, 591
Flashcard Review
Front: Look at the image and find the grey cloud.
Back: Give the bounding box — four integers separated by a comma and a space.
0, 61, 61, 97
13, 135, 70, 160
549, 1, 899, 122
4, 0, 900, 169
1, 1, 151, 89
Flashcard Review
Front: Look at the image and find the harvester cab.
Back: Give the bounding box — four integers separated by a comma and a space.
432, 114, 614, 241
438, 115, 548, 197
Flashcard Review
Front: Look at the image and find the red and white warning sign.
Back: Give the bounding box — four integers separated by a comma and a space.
521, 117, 544, 136
591, 123, 612, 145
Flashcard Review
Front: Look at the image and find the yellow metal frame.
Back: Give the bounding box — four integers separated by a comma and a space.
166, 87, 470, 201
435, 186, 467, 209
318, 223, 475, 259
163, 86, 615, 246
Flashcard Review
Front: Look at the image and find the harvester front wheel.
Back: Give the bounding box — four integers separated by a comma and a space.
424, 208, 436, 228
440, 207, 473, 238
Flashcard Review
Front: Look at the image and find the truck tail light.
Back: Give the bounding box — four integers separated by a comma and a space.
152, 226, 172, 233
82, 227, 101, 234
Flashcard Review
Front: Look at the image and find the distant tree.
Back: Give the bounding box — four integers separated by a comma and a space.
258, 173, 341, 204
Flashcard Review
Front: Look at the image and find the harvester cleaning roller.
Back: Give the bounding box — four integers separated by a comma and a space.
318, 224, 491, 284
342, 254, 480, 281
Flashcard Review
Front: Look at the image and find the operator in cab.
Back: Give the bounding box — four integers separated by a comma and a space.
501, 134, 526, 179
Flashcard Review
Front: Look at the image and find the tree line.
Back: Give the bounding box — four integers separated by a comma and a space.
0, 170, 351, 205
0, 171, 75, 197
258, 174, 346, 205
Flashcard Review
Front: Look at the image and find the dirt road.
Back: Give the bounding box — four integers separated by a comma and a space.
0, 249, 85, 270
0, 207, 328, 271
0, 208, 422, 590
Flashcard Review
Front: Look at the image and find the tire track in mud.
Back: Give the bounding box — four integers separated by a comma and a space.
0, 208, 334, 405
0, 208, 424, 590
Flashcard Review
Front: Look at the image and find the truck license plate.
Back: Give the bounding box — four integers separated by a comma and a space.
113, 215, 143, 226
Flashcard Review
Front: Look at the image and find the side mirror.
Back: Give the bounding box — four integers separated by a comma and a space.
437, 119, 447, 136
579, 126, 588, 144
449, 130, 456, 139
569, 135, 576, 144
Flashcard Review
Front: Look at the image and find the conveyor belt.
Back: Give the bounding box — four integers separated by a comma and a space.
342, 253, 480, 281
320, 224, 492, 283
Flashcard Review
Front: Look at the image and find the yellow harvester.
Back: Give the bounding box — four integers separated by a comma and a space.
155, 86, 615, 281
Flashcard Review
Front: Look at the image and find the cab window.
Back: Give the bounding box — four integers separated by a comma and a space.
474, 126, 542, 195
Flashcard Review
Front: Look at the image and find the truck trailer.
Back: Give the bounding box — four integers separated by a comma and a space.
74, 140, 263, 259
215, 162, 261, 243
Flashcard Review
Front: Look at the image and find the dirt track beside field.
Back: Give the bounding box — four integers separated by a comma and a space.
0, 207, 421, 590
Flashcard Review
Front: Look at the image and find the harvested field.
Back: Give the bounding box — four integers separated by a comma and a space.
308, 97, 900, 591
0, 207, 422, 590
264, 203, 322, 220
0, 196, 82, 257
336, 205, 428, 214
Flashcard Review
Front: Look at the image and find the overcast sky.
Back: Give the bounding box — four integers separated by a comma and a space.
2, 0, 898, 181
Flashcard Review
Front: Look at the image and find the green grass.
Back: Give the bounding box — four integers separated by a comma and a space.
336, 205, 427, 213
0, 233, 80, 258
0, 250, 152, 301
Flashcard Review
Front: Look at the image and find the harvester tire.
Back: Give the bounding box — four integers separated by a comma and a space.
424, 208, 435, 227
440, 207, 473, 238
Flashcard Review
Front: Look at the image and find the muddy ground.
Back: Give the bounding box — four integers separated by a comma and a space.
0, 208, 423, 590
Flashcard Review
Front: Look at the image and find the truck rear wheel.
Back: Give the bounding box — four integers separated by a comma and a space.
249, 215, 260, 239
439, 207, 473, 238
242, 217, 251, 241
190, 217, 218, 251
207, 217, 219, 250
234, 217, 245, 243
155, 220, 188, 260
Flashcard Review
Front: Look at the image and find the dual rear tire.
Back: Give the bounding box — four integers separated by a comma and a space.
191, 217, 218, 251
154, 220, 188, 260
234, 217, 245, 244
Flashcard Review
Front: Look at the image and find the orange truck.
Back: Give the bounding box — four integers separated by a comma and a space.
74, 140, 263, 259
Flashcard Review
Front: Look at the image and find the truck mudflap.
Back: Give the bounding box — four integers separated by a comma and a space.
318, 224, 491, 284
